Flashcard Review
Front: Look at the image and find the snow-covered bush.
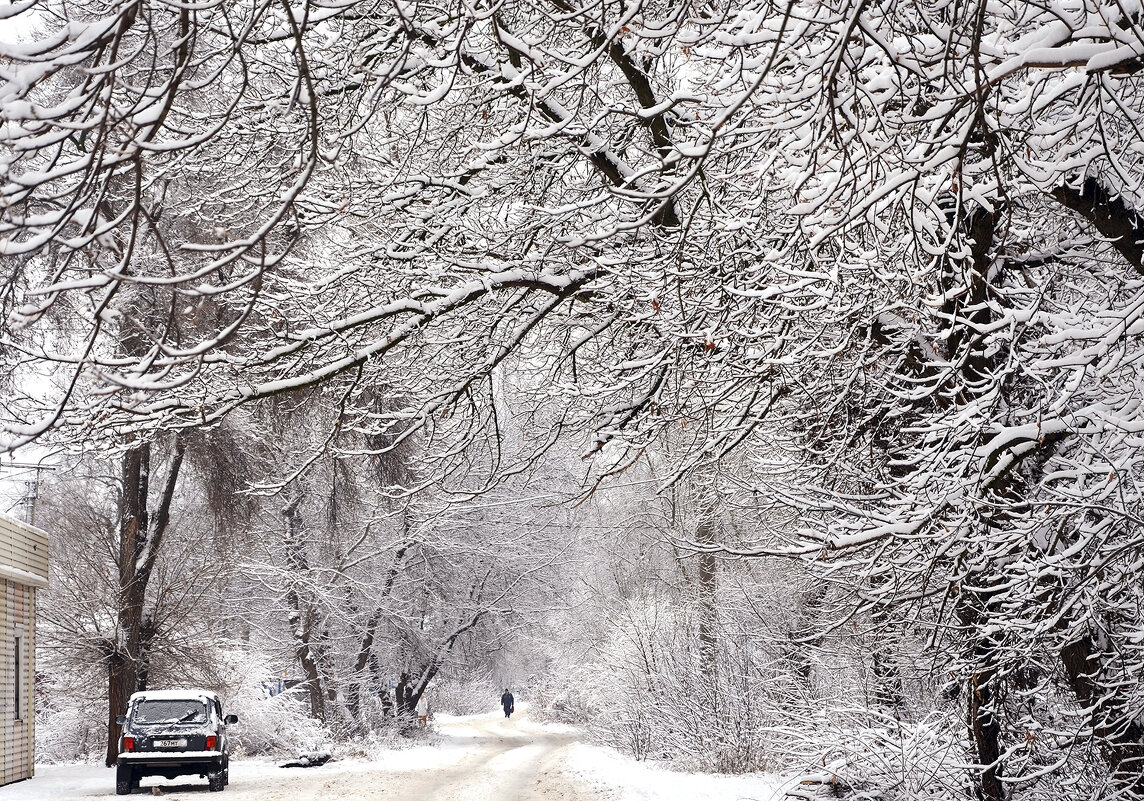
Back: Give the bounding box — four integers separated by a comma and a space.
335, 718, 437, 760
430, 674, 500, 716
531, 675, 600, 727
225, 687, 329, 758
35, 698, 106, 764
775, 709, 969, 801
594, 629, 787, 773
206, 646, 331, 758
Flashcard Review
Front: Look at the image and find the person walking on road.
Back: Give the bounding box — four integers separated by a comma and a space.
501, 689, 515, 719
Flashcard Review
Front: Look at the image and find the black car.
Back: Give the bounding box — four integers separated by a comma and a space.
115, 689, 238, 794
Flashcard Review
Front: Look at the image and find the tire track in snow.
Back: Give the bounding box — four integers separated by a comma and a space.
393, 714, 595, 801
15, 712, 607, 801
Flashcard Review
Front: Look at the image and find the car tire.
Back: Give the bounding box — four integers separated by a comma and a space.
208, 769, 225, 792
223, 767, 230, 786
115, 765, 133, 795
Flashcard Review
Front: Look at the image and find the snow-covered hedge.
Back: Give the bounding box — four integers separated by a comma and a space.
775, 709, 969, 801
36, 699, 106, 764
430, 674, 506, 716
224, 686, 329, 758
208, 646, 331, 758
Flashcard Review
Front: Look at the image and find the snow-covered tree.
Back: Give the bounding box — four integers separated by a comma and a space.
8, 0, 1144, 795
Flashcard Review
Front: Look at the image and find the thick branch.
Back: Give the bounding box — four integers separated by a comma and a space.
1050, 178, 1144, 274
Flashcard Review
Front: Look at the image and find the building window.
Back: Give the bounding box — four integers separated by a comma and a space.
14, 636, 21, 721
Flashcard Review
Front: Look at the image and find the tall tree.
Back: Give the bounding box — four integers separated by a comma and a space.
104, 435, 185, 765
7, 1, 1144, 793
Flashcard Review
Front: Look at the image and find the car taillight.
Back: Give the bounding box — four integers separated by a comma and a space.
123, 736, 135, 752
206, 735, 217, 750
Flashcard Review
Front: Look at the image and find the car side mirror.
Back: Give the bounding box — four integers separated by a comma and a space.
115, 714, 126, 725
224, 714, 238, 724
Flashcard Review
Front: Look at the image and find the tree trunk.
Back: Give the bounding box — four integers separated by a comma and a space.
105, 445, 147, 763
347, 536, 412, 722
945, 206, 1006, 801
104, 438, 184, 766
695, 519, 717, 686
395, 673, 415, 719
956, 578, 1006, 801
346, 607, 382, 724
1050, 178, 1144, 274
967, 668, 1005, 801
282, 494, 327, 721
105, 653, 135, 767
1059, 633, 1144, 796
399, 608, 489, 725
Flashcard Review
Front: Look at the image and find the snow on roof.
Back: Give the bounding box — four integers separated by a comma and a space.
129, 689, 220, 703
0, 511, 49, 539
0, 563, 48, 588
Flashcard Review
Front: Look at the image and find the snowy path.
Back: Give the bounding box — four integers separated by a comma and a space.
0, 710, 783, 801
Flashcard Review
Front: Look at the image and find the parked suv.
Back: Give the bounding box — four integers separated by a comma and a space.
115, 689, 237, 794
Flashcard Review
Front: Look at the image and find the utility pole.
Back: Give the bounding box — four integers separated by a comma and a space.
1, 459, 56, 527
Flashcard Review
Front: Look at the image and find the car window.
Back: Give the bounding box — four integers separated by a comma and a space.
133, 700, 209, 725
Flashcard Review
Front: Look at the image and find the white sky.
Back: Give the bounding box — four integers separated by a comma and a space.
0, 3, 38, 40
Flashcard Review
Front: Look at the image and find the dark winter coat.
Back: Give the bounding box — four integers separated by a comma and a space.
501, 692, 514, 711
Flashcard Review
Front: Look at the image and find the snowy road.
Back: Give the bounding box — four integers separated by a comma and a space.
1, 710, 782, 801
1, 712, 601, 801
256, 713, 599, 801
372, 718, 588, 801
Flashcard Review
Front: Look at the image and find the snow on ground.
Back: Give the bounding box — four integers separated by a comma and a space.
0, 709, 786, 801
559, 741, 786, 801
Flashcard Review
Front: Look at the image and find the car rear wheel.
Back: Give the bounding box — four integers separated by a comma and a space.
115, 765, 134, 795
208, 769, 225, 792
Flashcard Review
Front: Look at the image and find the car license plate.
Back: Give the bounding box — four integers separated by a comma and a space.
153, 739, 187, 748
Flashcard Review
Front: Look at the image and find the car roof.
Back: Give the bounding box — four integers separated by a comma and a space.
129, 689, 220, 703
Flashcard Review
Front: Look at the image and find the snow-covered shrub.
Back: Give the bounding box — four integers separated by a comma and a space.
35, 698, 105, 763
206, 646, 331, 758
531, 677, 598, 725
335, 717, 437, 759
567, 584, 789, 774
33, 631, 108, 763
774, 709, 969, 801
430, 674, 500, 716
225, 686, 329, 758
